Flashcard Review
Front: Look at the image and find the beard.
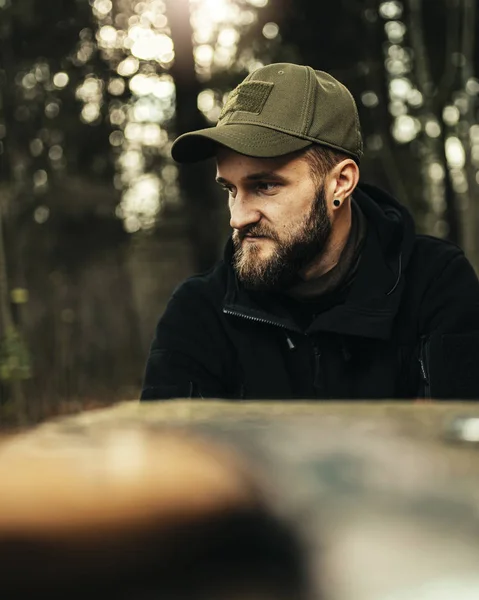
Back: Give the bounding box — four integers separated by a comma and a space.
232, 184, 332, 291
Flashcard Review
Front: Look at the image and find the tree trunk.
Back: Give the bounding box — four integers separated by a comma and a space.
165, 0, 222, 272
0, 201, 26, 424
458, 0, 478, 270
0, 0, 28, 423
407, 0, 460, 243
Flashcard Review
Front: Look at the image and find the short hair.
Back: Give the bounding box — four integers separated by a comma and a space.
302, 144, 350, 184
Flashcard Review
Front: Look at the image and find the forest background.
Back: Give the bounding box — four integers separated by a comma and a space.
0, 0, 478, 423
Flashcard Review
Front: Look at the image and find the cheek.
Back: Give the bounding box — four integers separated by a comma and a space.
274, 206, 311, 235
278, 189, 316, 225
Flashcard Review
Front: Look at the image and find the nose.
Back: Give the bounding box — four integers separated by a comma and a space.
229, 196, 261, 231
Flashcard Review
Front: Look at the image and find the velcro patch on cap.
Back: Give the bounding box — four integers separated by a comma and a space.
219, 81, 274, 121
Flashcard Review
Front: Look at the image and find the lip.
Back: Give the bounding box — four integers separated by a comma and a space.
243, 236, 267, 242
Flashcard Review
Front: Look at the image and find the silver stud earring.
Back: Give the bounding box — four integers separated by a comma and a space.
333, 199, 341, 207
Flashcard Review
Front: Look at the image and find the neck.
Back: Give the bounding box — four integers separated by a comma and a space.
301, 204, 352, 280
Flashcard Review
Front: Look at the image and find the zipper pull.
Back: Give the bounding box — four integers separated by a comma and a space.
312, 343, 323, 395
419, 337, 431, 398
286, 335, 296, 350
419, 356, 427, 382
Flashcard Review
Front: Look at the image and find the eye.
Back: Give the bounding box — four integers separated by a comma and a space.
256, 182, 278, 194
223, 185, 236, 199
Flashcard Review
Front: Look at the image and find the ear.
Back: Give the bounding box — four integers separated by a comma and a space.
331, 159, 360, 203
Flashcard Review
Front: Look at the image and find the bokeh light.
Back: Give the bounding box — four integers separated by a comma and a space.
81, 102, 101, 124
118, 57, 140, 77
108, 78, 126, 95
390, 77, 412, 100
466, 78, 479, 96
34, 205, 50, 224
385, 21, 406, 43
87, 0, 271, 231
93, 0, 113, 17
48, 145, 63, 161
262, 22, 279, 40
379, 1, 403, 20
361, 91, 379, 108
428, 162, 445, 182
446, 137, 466, 169
425, 120, 441, 138
392, 115, 420, 143
33, 169, 48, 188
443, 105, 460, 126
53, 72, 69, 88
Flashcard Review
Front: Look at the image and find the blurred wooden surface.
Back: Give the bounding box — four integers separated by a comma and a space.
2, 400, 479, 599
10, 399, 479, 473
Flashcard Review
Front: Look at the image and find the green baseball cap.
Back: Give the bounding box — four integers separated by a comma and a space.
171, 63, 363, 163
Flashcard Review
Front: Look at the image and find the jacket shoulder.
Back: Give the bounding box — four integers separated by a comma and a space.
406, 234, 479, 313
414, 233, 464, 258
171, 260, 229, 307
403, 234, 473, 307
410, 234, 465, 277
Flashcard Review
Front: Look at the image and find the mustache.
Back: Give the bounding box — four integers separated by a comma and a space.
233, 224, 279, 243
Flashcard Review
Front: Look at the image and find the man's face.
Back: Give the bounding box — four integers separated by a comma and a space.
216, 148, 332, 291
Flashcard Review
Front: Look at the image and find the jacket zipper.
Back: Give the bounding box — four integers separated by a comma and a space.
419, 337, 431, 398
223, 308, 290, 330
312, 343, 323, 396
224, 307, 324, 396
223, 307, 294, 399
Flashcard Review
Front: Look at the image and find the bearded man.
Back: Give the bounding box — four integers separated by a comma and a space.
141, 63, 479, 401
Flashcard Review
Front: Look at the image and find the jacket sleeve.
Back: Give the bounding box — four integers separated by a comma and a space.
140, 285, 229, 401
418, 250, 479, 399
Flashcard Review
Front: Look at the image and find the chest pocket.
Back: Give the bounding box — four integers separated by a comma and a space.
329, 337, 403, 400
395, 343, 421, 398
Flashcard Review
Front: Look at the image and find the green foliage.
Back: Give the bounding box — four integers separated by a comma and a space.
0, 326, 31, 381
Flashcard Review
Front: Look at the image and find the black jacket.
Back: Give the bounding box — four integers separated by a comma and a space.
141, 183, 479, 400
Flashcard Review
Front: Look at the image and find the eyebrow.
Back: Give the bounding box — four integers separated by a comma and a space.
215, 171, 289, 186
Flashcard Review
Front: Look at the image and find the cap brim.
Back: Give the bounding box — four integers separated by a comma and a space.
171, 124, 312, 163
